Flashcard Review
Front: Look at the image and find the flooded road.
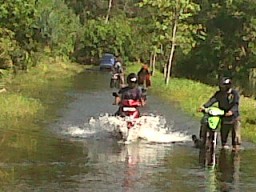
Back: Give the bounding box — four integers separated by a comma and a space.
1, 69, 256, 192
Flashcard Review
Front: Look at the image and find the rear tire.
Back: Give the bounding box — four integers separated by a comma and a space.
115, 78, 121, 89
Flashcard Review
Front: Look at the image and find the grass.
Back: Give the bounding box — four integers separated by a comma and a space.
0, 57, 87, 130
0, 58, 88, 185
126, 63, 256, 143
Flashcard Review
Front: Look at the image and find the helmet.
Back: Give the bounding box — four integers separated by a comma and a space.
219, 77, 232, 92
115, 61, 121, 68
127, 73, 138, 85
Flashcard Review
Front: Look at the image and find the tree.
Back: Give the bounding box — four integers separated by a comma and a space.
0, 0, 39, 70
105, 0, 113, 23
36, 0, 81, 56
139, 0, 201, 84
179, 0, 256, 83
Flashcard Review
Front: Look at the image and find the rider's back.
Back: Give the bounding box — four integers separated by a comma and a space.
118, 86, 142, 101
113, 61, 123, 73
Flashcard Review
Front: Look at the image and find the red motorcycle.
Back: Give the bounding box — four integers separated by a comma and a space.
112, 92, 141, 142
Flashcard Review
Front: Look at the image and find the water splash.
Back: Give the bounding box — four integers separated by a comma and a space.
61, 113, 190, 143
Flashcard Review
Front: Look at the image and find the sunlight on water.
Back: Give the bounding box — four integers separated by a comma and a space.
61, 113, 190, 143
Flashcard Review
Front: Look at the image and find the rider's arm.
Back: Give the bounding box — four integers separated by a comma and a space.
227, 89, 240, 116
112, 89, 123, 105
140, 98, 145, 106
203, 92, 218, 108
113, 96, 121, 105
136, 88, 145, 106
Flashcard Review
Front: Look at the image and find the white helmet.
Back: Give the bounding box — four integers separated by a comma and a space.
115, 62, 121, 68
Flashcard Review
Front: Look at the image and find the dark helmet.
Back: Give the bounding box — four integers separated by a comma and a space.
219, 77, 232, 92
127, 73, 138, 85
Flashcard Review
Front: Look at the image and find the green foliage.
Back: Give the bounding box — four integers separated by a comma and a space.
139, 0, 201, 51
77, 16, 133, 62
0, 0, 38, 70
0, 28, 16, 69
0, 0, 83, 72
139, 0, 202, 73
0, 0, 37, 43
65, 0, 109, 23
177, 0, 256, 85
0, 0, 255, 95
36, 0, 82, 56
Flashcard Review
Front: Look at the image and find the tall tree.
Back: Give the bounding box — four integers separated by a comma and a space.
139, 0, 201, 84
36, 0, 81, 56
105, 0, 113, 23
179, 0, 256, 83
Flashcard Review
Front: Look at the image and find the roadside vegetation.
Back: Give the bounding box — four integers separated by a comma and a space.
0, 57, 86, 131
1, 1, 256, 88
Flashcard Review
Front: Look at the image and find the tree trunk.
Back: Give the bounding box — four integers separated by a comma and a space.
149, 52, 153, 68
152, 51, 156, 76
164, 62, 167, 78
105, 0, 113, 24
165, 14, 178, 85
123, 0, 128, 12
249, 68, 256, 93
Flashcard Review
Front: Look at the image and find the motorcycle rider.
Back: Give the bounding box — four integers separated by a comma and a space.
198, 77, 241, 151
112, 56, 125, 86
113, 73, 145, 116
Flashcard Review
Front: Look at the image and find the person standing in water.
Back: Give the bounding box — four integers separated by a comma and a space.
137, 64, 152, 88
198, 77, 241, 152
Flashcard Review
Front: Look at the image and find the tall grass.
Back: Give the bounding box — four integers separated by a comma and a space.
127, 63, 256, 143
0, 57, 86, 130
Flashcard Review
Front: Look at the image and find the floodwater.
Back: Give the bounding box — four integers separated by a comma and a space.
0, 69, 256, 192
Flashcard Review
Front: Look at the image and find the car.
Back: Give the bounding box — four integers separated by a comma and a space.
99, 53, 115, 71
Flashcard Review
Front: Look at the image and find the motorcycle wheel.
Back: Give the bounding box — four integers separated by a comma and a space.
206, 130, 218, 166
115, 78, 121, 89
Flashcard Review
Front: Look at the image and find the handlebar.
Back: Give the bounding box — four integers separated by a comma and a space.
198, 107, 225, 116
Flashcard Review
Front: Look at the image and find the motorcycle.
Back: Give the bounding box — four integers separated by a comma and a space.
110, 73, 121, 89
192, 106, 225, 166
112, 92, 141, 143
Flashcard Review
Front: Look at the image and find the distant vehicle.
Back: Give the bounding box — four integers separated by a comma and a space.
99, 53, 115, 70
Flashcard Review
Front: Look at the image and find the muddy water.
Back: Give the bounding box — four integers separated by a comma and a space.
1, 69, 256, 192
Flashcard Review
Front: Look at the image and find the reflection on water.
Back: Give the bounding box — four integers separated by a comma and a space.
198, 148, 217, 168
218, 150, 240, 192
0, 130, 90, 192
121, 144, 167, 192
68, 139, 174, 192
197, 148, 242, 192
